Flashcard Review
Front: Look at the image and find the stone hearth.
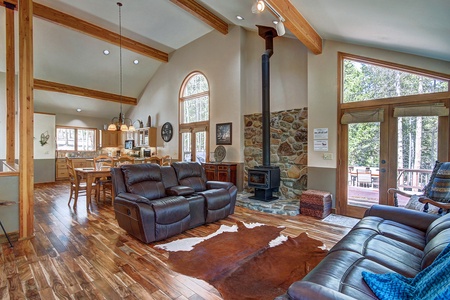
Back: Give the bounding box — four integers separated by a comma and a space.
244, 108, 308, 201
236, 191, 299, 216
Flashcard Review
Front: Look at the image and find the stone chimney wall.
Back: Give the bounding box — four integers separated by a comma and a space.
244, 108, 308, 200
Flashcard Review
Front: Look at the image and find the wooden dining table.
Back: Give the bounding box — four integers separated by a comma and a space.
74, 167, 112, 211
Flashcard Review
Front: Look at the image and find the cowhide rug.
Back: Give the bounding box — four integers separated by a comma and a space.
155, 222, 328, 300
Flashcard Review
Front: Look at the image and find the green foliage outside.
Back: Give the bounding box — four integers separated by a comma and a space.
344, 60, 447, 170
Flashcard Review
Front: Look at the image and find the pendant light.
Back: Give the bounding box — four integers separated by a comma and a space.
108, 2, 132, 131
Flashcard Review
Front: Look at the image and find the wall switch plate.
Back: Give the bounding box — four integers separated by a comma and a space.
323, 153, 333, 160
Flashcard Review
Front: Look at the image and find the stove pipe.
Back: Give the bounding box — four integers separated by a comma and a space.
257, 26, 278, 166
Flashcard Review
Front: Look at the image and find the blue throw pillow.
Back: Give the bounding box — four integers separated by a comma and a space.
362, 243, 450, 300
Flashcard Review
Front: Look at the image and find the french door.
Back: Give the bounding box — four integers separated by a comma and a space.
180, 124, 208, 163
338, 101, 449, 218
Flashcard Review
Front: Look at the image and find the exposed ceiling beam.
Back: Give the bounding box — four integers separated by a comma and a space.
266, 0, 322, 55
170, 0, 228, 35
32, 2, 169, 62
1, 1, 169, 62
1, 1, 18, 8
34, 79, 137, 105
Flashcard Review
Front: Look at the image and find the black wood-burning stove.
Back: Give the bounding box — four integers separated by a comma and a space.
248, 26, 281, 202
248, 166, 280, 201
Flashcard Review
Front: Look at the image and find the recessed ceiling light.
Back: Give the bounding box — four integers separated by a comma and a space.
76, 108, 82, 112
133, 59, 139, 65
236, 15, 244, 20
103, 49, 110, 55
273, 20, 279, 25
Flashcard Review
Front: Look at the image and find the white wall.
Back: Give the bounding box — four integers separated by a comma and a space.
127, 26, 309, 162
55, 113, 110, 129
308, 40, 450, 169
242, 30, 308, 115
128, 25, 244, 162
34, 113, 55, 159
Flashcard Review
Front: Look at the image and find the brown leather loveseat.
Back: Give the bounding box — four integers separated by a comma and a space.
110, 162, 237, 243
276, 205, 450, 300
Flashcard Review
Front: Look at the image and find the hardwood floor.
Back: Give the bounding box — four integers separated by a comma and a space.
0, 181, 352, 299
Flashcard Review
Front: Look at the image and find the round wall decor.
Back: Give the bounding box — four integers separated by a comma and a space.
161, 122, 173, 142
214, 145, 226, 162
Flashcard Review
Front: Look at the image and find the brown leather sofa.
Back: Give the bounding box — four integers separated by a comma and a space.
276, 205, 450, 300
110, 162, 237, 243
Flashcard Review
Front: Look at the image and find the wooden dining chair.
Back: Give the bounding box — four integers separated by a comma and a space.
117, 155, 135, 166
161, 155, 172, 166
144, 156, 161, 165
66, 157, 97, 206
93, 155, 114, 204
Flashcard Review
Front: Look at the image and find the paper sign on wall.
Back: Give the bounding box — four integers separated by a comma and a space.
314, 128, 328, 151
314, 140, 328, 151
314, 128, 328, 139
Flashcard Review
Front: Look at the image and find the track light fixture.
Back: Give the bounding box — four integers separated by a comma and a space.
251, 0, 286, 36
275, 18, 285, 36
251, 0, 265, 13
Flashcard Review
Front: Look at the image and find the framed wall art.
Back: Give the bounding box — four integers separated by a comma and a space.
216, 122, 232, 145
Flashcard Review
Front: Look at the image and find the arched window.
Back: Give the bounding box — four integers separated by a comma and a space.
179, 72, 210, 162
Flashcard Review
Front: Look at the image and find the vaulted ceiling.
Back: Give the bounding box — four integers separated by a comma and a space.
1, 0, 449, 119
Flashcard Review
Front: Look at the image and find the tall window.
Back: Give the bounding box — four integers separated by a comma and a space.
179, 72, 210, 163
343, 58, 448, 103
56, 126, 96, 151
338, 52, 450, 218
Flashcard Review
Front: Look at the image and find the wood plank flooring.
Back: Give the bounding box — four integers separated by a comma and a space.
0, 181, 353, 299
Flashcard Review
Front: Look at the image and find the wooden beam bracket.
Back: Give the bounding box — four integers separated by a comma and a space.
170, 0, 228, 35
266, 0, 322, 55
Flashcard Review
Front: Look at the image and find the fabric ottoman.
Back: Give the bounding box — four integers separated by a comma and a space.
300, 189, 332, 218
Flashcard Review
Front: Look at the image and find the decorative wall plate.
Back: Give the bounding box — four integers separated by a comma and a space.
161, 122, 173, 142
214, 145, 226, 162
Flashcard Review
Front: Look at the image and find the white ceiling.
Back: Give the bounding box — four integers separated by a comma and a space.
1, 0, 449, 119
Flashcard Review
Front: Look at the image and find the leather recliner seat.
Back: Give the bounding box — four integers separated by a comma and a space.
275, 205, 450, 300
111, 162, 237, 243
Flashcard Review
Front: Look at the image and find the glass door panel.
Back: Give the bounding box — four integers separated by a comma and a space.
195, 131, 206, 163
347, 122, 380, 208
181, 132, 192, 161
395, 116, 438, 207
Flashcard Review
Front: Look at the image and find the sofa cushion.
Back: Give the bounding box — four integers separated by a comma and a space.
352, 216, 426, 250
166, 185, 195, 196
152, 196, 191, 241
199, 189, 231, 223
121, 164, 166, 200
172, 162, 207, 192
362, 242, 450, 300
330, 228, 423, 277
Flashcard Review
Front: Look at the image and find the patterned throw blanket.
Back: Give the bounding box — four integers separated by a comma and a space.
363, 243, 450, 300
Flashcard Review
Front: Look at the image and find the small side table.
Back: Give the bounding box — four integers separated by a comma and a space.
0, 201, 15, 248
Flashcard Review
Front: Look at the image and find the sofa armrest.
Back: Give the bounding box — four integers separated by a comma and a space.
364, 204, 439, 231
166, 186, 195, 196
116, 192, 152, 204
275, 282, 358, 300
206, 180, 234, 190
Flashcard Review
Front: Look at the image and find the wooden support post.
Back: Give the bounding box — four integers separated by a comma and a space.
5, 1, 16, 164
18, 0, 34, 239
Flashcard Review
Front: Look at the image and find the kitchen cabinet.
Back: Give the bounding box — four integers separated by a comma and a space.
100, 130, 118, 147
55, 158, 92, 180
136, 127, 157, 147
203, 163, 237, 186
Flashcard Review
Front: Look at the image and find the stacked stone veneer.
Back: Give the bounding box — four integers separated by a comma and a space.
244, 108, 308, 200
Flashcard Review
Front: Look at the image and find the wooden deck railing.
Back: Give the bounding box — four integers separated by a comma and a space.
396, 168, 433, 192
